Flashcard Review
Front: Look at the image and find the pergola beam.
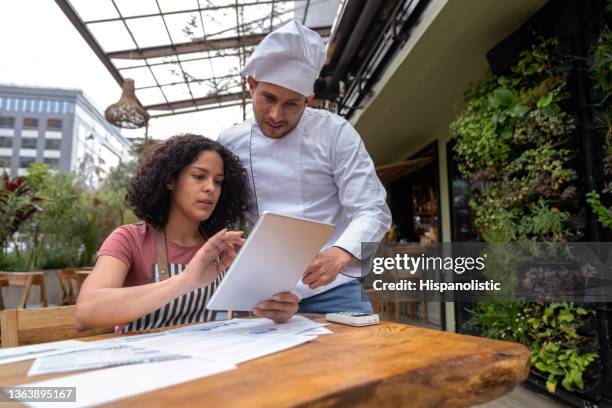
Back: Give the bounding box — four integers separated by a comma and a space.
108, 26, 331, 60
55, 0, 123, 86
150, 101, 245, 118
84, 0, 302, 24
118, 51, 242, 71
145, 92, 248, 111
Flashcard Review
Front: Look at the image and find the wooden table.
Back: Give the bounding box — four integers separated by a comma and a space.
0, 316, 531, 407
0, 272, 47, 309
56, 269, 78, 305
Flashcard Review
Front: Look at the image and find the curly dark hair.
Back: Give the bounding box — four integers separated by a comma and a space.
126, 134, 250, 237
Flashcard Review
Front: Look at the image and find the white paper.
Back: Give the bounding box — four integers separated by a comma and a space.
81, 330, 170, 347
22, 358, 236, 408
27, 344, 187, 376
13, 316, 332, 406
168, 315, 326, 336
298, 326, 333, 335
0, 340, 94, 366
213, 334, 317, 363
26, 317, 328, 376
124, 316, 329, 365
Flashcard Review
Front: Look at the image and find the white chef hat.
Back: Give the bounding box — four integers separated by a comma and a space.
241, 20, 326, 97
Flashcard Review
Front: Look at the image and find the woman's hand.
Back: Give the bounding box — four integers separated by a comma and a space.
253, 292, 299, 323
182, 229, 245, 290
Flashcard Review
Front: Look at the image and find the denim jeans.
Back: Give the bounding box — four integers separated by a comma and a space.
298, 280, 373, 314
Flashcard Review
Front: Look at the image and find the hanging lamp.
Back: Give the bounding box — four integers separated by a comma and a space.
104, 78, 150, 129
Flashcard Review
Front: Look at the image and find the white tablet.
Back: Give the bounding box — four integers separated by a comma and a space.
206, 212, 335, 311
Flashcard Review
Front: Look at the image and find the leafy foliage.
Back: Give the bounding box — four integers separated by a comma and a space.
451, 38, 579, 243
587, 26, 612, 229
472, 302, 598, 393
451, 37, 599, 394
590, 27, 612, 103
586, 191, 612, 229
0, 156, 137, 271
0, 173, 44, 251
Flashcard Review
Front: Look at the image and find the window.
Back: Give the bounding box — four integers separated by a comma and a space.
43, 157, 59, 168
22, 118, 39, 130
19, 157, 36, 168
45, 139, 61, 150
0, 156, 11, 167
21, 138, 38, 149
0, 136, 12, 148
0, 117, 15, 128
47, 118, 63, 130
446, 140, 479, 242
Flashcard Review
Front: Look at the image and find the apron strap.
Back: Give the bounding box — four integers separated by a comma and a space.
155, 227, 170, 281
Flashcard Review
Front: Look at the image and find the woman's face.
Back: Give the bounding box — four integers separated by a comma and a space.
169, 149, 224, 222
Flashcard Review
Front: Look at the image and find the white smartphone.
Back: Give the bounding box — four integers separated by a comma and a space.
325, 312, 380, 327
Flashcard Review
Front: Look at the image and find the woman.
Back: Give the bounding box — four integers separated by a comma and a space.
76, 134, 299, 332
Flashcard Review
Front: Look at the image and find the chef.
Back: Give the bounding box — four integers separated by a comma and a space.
218, 20, 391, 314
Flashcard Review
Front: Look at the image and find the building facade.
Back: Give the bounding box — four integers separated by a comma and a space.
319, 1, 611, 405
0, 84, 132, 182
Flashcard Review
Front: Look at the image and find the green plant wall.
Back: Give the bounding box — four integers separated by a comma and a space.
450, 37, 601, 394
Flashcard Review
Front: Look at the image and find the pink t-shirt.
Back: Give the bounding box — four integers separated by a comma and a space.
97, 222, 206, 287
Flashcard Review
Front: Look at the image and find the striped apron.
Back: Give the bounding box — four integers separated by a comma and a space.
123, 228, 222, 332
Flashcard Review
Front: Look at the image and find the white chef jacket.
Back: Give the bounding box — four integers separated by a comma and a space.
218, 107, 392, 300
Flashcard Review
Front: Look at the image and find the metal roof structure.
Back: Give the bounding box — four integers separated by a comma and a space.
55, 0, 337, 121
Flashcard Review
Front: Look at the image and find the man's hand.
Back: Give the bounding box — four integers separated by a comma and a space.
301, 247, 356, 289
253, 292, 299, 323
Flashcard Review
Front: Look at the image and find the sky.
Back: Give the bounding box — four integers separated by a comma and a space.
0, 0, 254, 141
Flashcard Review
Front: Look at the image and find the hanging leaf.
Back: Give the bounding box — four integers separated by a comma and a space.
537, 92, 554, 108
541, 102, 561, 117
547, 378, 557, 393
493, 88, 514, 107
510, 104, 530, 117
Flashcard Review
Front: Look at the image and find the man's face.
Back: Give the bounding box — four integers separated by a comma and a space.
248, 77, 313, 139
